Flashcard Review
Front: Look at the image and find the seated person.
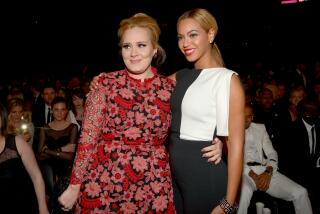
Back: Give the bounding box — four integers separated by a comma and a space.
37, 96, 78, 212
0, 102, 48, 214
237, 104, 313, 214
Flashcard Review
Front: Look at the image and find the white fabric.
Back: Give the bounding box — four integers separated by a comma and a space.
302, 119, 316, 154
67, 110, 81, 131
45, 104, 51, 123
180, 68, 236, 141
238, 123, 313, 214
244, 123, 278, 171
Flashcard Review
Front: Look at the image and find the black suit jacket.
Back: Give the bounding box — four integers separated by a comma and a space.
283, 119, 320, 190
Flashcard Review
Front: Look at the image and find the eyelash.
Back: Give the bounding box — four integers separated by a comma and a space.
122, 44, 147, 49
177, 33, 198, 41
189, 33, 198, 38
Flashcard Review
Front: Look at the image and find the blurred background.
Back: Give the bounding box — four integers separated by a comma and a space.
2, 0, 319, 78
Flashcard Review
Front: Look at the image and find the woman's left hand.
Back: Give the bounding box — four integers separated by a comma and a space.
201, 137, 223, 164
211, 204, 225, 214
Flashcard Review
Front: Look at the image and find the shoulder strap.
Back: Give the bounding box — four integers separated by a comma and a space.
5, 135, 17, 152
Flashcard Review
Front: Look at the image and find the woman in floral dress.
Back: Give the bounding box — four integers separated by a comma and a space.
59, 13, 176, 213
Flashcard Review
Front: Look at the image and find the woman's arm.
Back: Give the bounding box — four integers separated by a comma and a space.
225, 74, 245, 205
59, 82, 107, 210
54, 124, 78, 160
37, 127, 50, 160
16, 136, 49, 214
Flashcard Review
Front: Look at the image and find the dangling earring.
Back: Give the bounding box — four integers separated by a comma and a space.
210, 38, 214, 44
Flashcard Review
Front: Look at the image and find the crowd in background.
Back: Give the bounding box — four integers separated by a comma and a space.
0, 58, 319, 213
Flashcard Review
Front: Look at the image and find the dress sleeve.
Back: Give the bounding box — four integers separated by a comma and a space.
69, 124, 79, 145
70, 86, 107, 184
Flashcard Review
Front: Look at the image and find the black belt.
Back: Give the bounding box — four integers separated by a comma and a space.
247, 162, 263, 166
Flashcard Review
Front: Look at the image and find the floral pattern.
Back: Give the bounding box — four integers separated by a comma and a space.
70, 69, 176, 213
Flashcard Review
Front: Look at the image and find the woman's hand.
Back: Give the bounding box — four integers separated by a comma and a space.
210, 204, 225, 214
89, 72, 107, 91
58, 184, 81, 212
201, 137, 223, 164
61, 144, 76, 152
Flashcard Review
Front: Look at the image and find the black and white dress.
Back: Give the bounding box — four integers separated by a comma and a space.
169, 67, 236, 214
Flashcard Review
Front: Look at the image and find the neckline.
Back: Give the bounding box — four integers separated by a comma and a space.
124, 67, 158, 84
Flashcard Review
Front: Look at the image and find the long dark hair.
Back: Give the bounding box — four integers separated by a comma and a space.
0, 102, 8, 137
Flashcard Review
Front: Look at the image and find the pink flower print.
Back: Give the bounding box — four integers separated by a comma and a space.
146, 106, 160, 119
124, 191, 133, 201
127, 111, 134, 118
154, 148, 167, 159
105, 183, 115, 192
130, 184, 137, 192
152, 195, 169, 212
118, 152, 132, 164
100, 192, 110, 207
89, 169, 99, 181
85, 181, 101, 197
142, 185, 150, 192
134, 187, 145, 201
145, 119, 154, 129
118, 75, 126, 85
115, 184, 123, 193
119, 88, 134, 99
124, 127, 142, 140
154, 119, 162, 126
132, 156, 148, 172
135, 112, 146, 125
145, 91, 156, 102
108, 104, 118, 117
100, 170, 110, 183
157, 89, 171, 101
92, 208, 106, 214
97, 165, 104, 172
150, 181, 162, 194
120, 202, 138, 214
114, 117, 121, 125
125, 120, 133, 127
111, 168, 125, 183
107, 88, 118, 99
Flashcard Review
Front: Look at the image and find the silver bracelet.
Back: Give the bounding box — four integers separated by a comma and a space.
219, 197, 238, 214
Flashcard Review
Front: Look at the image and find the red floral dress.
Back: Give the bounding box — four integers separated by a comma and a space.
70, 69, 176, 213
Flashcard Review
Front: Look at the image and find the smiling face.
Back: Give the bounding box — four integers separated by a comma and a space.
121, 27, 157, 80
177, 18, 214, 68
52, 102, 68, 121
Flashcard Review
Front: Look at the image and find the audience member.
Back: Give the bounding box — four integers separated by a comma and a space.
238, 104, 312, 214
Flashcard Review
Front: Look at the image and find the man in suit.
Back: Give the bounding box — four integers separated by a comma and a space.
32, 83, 56, 152
237, 104, 312, 214
32, 83, 56, 128
283, 98, 320, 213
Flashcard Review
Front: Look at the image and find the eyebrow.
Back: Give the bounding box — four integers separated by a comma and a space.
178, 29, 199, 36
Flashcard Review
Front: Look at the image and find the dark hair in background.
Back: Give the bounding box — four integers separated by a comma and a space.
0, 102, 8, 137
51, 96, 68, 109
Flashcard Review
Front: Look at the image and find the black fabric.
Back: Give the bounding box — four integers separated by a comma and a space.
47, 107, 52, 124
169, 68, 227, 213
170, 68, 200, 135
0, 135, 38, 213
169, 134, 227, 214
5, 134, 18, 152
311, 126, 315, 155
